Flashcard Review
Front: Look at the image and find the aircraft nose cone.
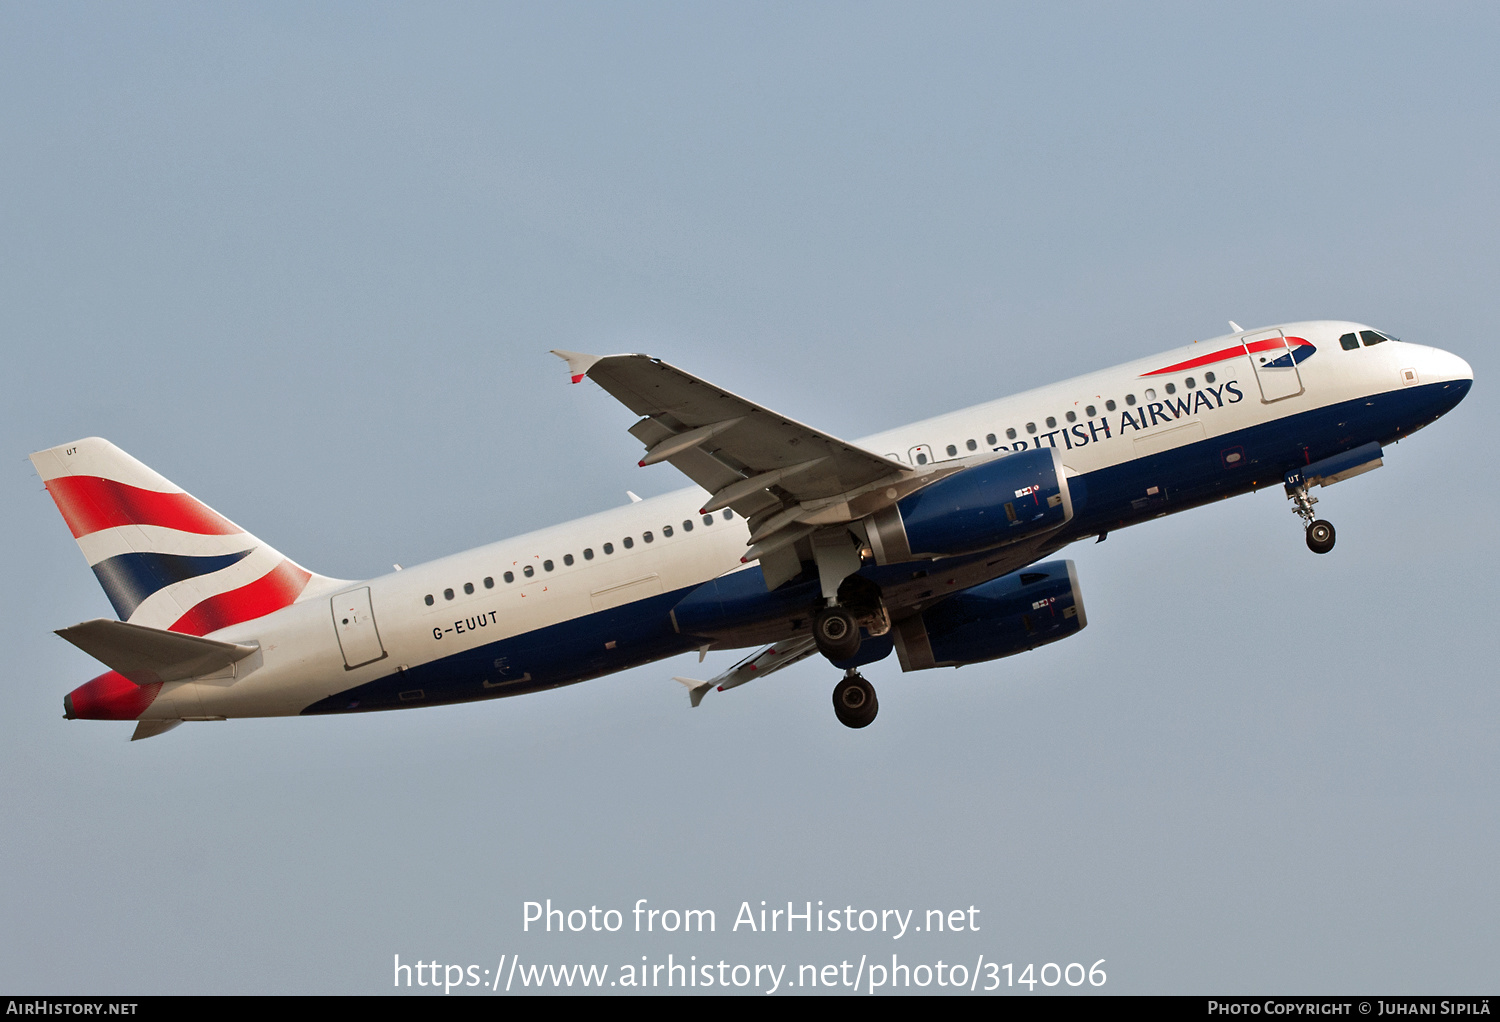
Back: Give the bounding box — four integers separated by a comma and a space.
1428, 348, 1476, 384
1431, 348, 1473, 383
1421, 349, 1473, 418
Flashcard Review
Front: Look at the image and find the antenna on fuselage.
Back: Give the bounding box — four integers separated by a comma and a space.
1228, 321, 1243, 333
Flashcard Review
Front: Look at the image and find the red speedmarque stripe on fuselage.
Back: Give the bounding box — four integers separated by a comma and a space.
44, 475, 239, 540
1143, 336, 1310, 377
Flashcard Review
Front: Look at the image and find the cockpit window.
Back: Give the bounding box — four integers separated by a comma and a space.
1361, 330, 1398, 346
1340, 333, 1359, 351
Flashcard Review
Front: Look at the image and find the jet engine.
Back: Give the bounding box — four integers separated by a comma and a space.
864, 448, 1077, 562
892, 559, 1086, 671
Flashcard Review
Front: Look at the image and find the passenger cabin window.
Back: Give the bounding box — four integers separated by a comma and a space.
424, 594, 434, 606
682, 520, 693, 532
1165, 383, 1176, 395
444, 588, 454, 600
604, 542, 615, 553
946, 444, 957, 457
504, 571, 514, 583
464, 582, 474, 595
484, 577, 494, 588
1006, 428, 1017, 440
544, 560, 554, 571
1045, 416, 1056, 429
1106, 399, 1116, 411
986, 433, 997, 445
663, 525, 673, 537
1125, 395, 1136, 406
523, 566, 534, 578
1086, 405, 1096, 417
1205, 372, 1216, 384
723, 509, 734, 520
1026, 422, 1037, 434
642, 531, 653, 543
966, 439, 977, 451
1185, 378, 1195, 389
563, 554, 574, 565
1065, 411, 1076, 423
583, 548, 594, 560
623, 536, 634, 549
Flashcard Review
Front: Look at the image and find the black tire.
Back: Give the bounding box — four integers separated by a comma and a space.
832, 674, 879, 729
1306, 519, 1336, 554
813, 606, 862, 661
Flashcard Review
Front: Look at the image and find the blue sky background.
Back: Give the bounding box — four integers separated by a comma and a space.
3, 3, 1497, 994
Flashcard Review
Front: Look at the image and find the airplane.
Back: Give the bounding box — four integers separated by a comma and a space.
31, 321, 1472, 739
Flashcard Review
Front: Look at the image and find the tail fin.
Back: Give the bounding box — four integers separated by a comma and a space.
30, 438, 344, 636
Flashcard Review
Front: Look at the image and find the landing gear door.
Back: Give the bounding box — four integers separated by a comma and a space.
332, 587, 387, 669
1242, 329, 1305, 403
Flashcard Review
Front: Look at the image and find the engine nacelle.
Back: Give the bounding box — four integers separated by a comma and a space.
865, 448, 1076, 563
892, 559, 1086, 671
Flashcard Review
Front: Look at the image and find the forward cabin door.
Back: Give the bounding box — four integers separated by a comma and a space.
332, 587, 387, 669
1242, 328, 1305, 403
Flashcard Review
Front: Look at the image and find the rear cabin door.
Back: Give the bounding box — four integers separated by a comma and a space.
332, 587, 387, 669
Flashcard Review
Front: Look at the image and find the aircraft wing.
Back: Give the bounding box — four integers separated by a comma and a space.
554, 350, 955, 588
673, 636, 819, 707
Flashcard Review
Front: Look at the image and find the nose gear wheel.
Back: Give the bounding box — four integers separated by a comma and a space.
1305, 519, 1336, 554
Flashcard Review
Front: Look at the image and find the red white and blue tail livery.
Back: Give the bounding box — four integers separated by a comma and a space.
32, 438, 342, 635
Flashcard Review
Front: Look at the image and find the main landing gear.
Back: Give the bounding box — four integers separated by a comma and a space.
833, 670, 878, 729
812, 579, 889, 728
1286, 477, 1336, 555
812, 605, 861, 661
816, 607, 882, 728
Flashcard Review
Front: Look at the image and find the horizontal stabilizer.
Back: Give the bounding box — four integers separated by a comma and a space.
131, 719, 183, 742
56, 618, 258, 686
672, 676, 715, 708
550, 349, 605, 384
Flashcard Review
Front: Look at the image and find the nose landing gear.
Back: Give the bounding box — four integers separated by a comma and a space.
833, 670, 878, 729
1286, 477, 1336, 554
